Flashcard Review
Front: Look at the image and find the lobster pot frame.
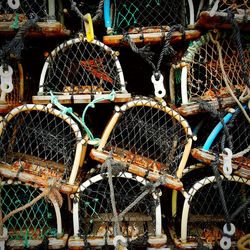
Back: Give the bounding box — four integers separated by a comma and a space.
170, 31, 249, 116
0, 61, 24, 113
171, 175, 250, 249
0, 104, 87, 194
68, 171, 167, 249
33, 38, 130, 104
192, 106, 250, 179
0, 180, 67, 249
103, 0, 199, 45
91, 97, 193, 190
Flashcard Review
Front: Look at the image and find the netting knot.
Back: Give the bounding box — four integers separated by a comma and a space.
101, 158, 126, 176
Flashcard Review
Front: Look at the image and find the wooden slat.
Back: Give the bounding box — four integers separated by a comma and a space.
195, 11, 250, 31
103, 30, 201, 46
0, 21, 70, 37
32, 93, 132, 104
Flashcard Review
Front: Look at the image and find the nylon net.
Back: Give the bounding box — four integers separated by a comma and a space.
177, 31, 249, 104
214, 0, 249, 11
208, 107, 250, 177
0, 181, 56, 245
0, 105, 82, 183
185, 176, 250, 246
75, 171, 159, 248
111, 0, 186, 34
0, 61, 23, 106
40, 39, 125, 96
104, 98, 189, 177
0, 0, 48, 22
210, 107, 250, 155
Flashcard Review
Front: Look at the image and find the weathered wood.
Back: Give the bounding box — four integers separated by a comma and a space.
83, 213, 152, 222
103, 30, 201, 46
192, 148, 250, 179
6, 234, 68, 249
0, 21, 70, 37
176, 96, 238, 116
33, 93, 132, 104
0, 164, 79, 194
90, 149, 183, 190
195, 11, 250, 32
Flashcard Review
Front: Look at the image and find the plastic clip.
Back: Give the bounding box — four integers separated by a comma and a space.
7, 0, 20, 9
83, 13, 94, 42
222, 148, 233, 176
151, 73, 166, 98
220, 223, 235, 250
0, 65, 14, 102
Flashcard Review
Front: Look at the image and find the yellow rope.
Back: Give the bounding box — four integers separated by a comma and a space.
238, 234, 250, 250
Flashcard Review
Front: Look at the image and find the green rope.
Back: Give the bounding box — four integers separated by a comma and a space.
50, 90, 116, 146
50, 91, 73, 115
81, 90, 115, 145
23, 229, 29, 248
10, 13, 20, 30
183, 33, 210, 62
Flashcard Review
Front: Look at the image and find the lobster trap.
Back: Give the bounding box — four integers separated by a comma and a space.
103, 0, 200, 45
0, 60, 24, 113
170, 31, 249, 116
195, 0, 250, 30
192, 105, 250, 179
0, 0, 69, 37
32, 37, 131, 104
0, 104, 87, 193
90, 97, 193, 190
0, 180, 67, 249
170, 173, 250, 249
68, 170, 167, 249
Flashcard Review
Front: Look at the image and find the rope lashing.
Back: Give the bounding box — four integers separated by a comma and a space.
81, 89, 115, 145
124, 25, 185, 97
50, 90, 116, 145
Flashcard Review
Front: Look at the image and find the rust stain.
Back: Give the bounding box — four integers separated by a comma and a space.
80, 58, 113, 83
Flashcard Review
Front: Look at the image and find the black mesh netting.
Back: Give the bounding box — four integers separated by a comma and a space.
75, 172, 159, 248
211, 107, 250, 156
104, 99, 188, 177
41, 39, 124, 95
0, 105, 81, 182
112, 0, 186, 34
186, 176, 250, 244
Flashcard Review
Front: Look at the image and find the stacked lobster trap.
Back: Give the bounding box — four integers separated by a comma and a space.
0, 0, 69, 37
0, 0, 249, 249
0, 103, 88, 248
